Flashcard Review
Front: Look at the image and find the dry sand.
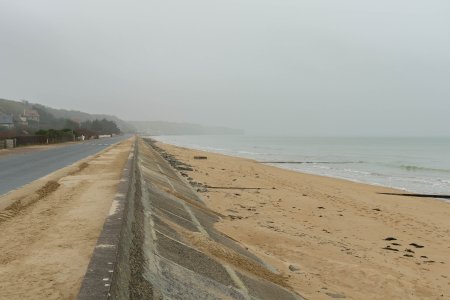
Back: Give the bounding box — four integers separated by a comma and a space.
157, 141, 450, 300
0, 138, 133, 299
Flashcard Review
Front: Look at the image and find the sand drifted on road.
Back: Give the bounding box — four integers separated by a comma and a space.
0, 138, 133, 300
157, 142, 450, 300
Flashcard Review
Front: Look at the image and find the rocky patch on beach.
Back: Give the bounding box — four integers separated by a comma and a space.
147, 139, 211, 191
146, 139, 195, 171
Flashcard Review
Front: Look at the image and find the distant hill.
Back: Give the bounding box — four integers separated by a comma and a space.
0, 98, 27, 116
33, 104, 135, 132
0, 98, 135, 132
130, 121, 243, 135
1, 98, 242, 135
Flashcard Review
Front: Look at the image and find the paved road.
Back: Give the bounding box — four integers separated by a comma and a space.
0, 135, 130, 196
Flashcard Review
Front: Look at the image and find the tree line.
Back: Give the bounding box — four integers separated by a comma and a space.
78, 119, 120, 135
32, 106, 120, 135
34, 119, 120, 139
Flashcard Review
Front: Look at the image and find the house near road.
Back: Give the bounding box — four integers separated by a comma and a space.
23, 109, 40, 122
0, 114, 14, 129
16, 115, 28, 126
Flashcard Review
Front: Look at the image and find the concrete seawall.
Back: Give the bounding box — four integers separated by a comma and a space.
77, 140, 139, 299
78, 138, 304, 300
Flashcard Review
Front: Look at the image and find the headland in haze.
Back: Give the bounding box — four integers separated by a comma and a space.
130, 120, 243, 136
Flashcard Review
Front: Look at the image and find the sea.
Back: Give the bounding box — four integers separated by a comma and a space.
150, 135, 450, 197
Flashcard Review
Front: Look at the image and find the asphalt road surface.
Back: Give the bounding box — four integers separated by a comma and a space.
0, 135, 130, 196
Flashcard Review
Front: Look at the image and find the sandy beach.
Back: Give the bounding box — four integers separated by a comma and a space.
156, 141, 450, 300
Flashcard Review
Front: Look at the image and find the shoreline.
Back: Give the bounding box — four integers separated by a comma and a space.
268, 163, 450, 203
155, 140, 450, 300
149, 136, 450, 199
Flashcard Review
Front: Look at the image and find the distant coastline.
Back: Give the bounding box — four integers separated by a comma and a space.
130, 120, 243, 136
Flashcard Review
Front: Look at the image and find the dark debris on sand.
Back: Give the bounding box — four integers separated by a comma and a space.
146, 139, 210, 191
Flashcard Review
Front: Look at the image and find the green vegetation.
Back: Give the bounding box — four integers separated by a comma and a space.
35, 128, 74, 138
33, 103, 135, 132
0, 98, 133, 133
32, 105, 79, 130
1, 98, 124, 146
79, 119, 120, 135
34, 118, 120, 138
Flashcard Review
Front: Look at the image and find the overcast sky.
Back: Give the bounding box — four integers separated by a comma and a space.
1, 1, 449, 135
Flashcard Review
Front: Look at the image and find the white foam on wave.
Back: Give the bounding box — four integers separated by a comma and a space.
151, 135, 450, 197
237, 150, 265, 155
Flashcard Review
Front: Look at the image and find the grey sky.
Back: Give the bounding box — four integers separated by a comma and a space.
1, 1, 449, 135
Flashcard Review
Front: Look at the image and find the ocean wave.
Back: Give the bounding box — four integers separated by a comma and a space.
342, 168, 372, 176
312, 165, 332, 170
237, 150, 265, 155
398, 164, 450, 173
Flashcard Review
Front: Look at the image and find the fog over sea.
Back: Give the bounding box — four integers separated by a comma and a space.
152, 135, 450, 197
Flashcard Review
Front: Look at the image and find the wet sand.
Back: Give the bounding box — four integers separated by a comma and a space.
156, 141, 450, 300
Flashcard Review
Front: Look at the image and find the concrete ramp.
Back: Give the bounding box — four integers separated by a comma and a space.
78, 138, 304, 300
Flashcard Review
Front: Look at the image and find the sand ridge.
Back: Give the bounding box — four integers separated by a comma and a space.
157, 141, 450, 300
